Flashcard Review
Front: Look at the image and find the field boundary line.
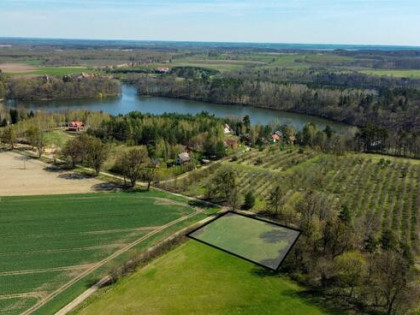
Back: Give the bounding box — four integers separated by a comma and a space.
21, 209, 202, 315
0, 264, 94, 277
0, 292, 47, 300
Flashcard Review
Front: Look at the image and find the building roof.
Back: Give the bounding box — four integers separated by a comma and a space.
272, 134, 281, 141
178, 152, 191, 162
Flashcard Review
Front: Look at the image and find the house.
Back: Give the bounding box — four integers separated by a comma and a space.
224, 124, 232, 134
275, 130, 283, 137
272, 130, 283, 143
67, 121, 84, 132
155, 67, 170, 74
271, 134, 281, 143
176, 152, 191, 165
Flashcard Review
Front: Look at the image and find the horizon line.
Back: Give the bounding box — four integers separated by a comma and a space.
1, 36, 420, 49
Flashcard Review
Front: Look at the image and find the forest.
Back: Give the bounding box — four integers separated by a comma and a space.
6, 75, 120, 101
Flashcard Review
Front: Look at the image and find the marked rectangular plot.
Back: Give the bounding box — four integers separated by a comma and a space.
188, 212, 301, 270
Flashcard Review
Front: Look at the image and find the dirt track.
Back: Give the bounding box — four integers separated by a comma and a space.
0, 152, 108, 196
0, 63, 37, 73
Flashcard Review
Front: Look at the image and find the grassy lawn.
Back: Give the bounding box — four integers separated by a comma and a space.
189, 212, 300, 270
75, 241, 326, 315
44, 129, 73, 148
0, 191, 205, 315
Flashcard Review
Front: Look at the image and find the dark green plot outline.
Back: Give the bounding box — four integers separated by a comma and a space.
187, 211, 302, 271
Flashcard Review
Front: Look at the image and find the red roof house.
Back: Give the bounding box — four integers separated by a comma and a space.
68, 121, 84, 132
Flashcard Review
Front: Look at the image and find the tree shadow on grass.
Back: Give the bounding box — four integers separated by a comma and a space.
120, 187, 150, 193
282, 289, 353, 315
251, 266, 279, 277
250, 267, 347, 314
43, 166, 63, 173
91, 182, 122, 192
58, 172, 93, 180
187, 200, 216, 209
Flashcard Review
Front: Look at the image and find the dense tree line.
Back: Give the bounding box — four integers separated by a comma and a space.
227, 67, 420, 90
137, 75, 420, 131
88, 112, 227, 160
6, 76, 120, 101
336, 49, 420, 70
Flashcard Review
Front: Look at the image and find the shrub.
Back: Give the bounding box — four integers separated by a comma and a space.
243, 191, 255, 210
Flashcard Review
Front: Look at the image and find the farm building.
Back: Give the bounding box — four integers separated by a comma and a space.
67, 121, 84, 132
224, 124, 232, 134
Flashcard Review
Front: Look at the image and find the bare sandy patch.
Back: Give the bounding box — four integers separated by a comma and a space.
0, 63, 37, 73
0, 151, 107, 196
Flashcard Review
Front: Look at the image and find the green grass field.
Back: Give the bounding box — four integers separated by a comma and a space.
75, 241, 325, 315
0, 191, 206, 315
8, 66, 99, 77
190, 212, 300, 270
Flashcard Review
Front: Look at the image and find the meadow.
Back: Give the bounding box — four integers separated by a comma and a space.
75, 241, 326, 315
0, 191, 207, 315
189, 212, 300, 270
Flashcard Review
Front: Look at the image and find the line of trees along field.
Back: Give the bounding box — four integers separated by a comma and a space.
5, 75, 120, 101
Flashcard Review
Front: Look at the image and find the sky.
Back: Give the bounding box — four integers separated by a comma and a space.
0, 0, 419, 46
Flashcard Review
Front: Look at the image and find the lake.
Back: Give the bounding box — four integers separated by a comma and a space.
6, 84, 353, 132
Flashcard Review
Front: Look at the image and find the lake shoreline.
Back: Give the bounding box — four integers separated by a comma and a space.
5, 84, 354, 132
136, 91, 357, 130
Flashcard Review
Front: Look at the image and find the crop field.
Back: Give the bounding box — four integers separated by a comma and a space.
0, 191, 204, 315
164, 147, 420, 256
189, 212, 300, 270
0, 63, 97, 76
359, 69, 420, 78
75, 241, 325, 315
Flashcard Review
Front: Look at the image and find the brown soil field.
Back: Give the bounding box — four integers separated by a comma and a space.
0, 63, 37, 73
0, 151, 113, 196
